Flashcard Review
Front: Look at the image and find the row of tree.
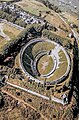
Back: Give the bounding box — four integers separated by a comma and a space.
36, 0, 61, 13
0, 10, 27, 27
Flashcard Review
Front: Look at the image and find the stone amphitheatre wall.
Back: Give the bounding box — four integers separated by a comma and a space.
20, 39, 71, 85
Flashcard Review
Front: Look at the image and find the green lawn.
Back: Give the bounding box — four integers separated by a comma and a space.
37, 55, 54, 75
47, 61, 68, 81
15, 0, 50, 16
38, 49, 68, 82
3, 23, 21, 39
32, 41, 55, 57
0, 22, 22, 51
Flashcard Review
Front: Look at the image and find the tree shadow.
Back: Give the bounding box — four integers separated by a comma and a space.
68, 38, 79, 118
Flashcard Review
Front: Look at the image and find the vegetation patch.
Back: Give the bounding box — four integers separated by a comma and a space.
15, 0, 50, 16
47, 62, 68, 82
3, 23, 21, 39
32, 41, 55, 57
0, 22, 22, 54
42, 29, 72, 47
37, 55, 54, 75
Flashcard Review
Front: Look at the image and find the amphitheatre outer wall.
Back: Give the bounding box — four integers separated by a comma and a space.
20, 38, 71, 85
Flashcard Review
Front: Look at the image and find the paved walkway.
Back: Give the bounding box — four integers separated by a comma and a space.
51, 96, 64, 105
0, 19, 24, 30
6, 82, 65, 105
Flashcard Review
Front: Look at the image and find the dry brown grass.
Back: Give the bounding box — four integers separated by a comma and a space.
15, 0, 50, 16
47, 61, 68, 82
62, 12, 79, 26
0, 22, 22, 50
0, 36, 7, 50
3, 23, 21, 39
15, 0, 72, 39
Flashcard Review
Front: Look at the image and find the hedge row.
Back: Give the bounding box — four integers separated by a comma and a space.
35, 0, 61, 13
0, 10, 27, 28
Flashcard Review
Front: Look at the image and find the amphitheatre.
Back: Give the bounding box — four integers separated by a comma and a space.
20, 38, 71, 85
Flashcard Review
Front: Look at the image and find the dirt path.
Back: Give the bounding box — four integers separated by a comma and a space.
0, 23, 10, 40
60, 98, 73, 120
2, 89, 48, 120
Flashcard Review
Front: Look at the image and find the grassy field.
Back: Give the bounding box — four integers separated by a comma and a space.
0, 36, 7, 50
37, 49, 68, 82
32, 41, 55, 57
0, 22, 22, 50
62, 12, 79, 27
3, 23, 21, 39
15, 0, 50, 16
15, 0, 71, 38
47, 61, 68, 81
37, 55, 54, 75
44, 13, 69, 30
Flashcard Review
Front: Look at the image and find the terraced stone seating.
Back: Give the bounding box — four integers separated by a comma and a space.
20, 38, 71, 85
